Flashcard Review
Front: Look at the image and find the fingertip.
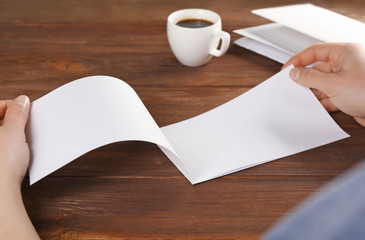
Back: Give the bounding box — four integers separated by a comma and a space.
282, 54, 304, 70
289, 68, 302, 81
282, 58, 295, 70
3, 95, 31, 132
15, 95, 30, 110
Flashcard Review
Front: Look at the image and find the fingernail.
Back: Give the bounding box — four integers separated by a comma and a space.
15, 95, 30, 108
290, 68, 301, 81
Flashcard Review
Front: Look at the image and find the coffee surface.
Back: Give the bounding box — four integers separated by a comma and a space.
176, 19, 213, 28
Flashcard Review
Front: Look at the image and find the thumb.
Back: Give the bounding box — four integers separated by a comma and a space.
290, 67, 336, 94
3, 95, 31, 135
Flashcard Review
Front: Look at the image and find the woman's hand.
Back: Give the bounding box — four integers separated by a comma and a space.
0, 95, 31, 187
0, 95, 39, 239
283, 42, 365, 126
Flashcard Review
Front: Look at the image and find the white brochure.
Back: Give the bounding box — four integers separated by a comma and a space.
234, 3, 365, 63
28, 66, 349, 185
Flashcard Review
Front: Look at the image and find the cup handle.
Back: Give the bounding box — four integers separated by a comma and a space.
210, 30, 231, 57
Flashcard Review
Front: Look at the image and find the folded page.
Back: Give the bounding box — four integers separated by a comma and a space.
234, 23, 321, 56
234, 37, 292, 64
160, 66, 349, 184
27, 76, 186, 184
28, 66, 350, 185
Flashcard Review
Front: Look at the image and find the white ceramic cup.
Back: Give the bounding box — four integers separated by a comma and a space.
167, 9, 231, 67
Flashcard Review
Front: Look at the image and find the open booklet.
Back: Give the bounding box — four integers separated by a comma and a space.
234, 3, 365, 63
27, 66, 349, 185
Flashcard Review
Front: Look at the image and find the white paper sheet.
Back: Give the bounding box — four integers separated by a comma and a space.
28, 66, 349, 185
252, 3, 365, 44
234, 4, 365, 64
27, 77, 184, 184
234, 23, 321, 56
234, 37, 292, 64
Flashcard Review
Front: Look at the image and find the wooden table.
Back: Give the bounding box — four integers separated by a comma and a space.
1, 0, 365, 239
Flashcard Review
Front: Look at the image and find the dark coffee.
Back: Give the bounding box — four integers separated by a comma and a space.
176, 18, 214, 28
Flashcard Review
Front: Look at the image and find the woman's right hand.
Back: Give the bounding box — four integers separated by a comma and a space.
282, 42, 365, 126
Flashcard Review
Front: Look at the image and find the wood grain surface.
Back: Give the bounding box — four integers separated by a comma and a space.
1, 0, 365, 239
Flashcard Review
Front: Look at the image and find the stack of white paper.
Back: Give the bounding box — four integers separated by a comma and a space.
234, 4, 365, 64
28, 66, 349, 185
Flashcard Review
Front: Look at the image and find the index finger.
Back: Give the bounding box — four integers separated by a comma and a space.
282, 43, 343, 69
